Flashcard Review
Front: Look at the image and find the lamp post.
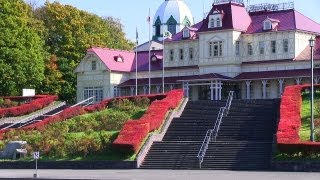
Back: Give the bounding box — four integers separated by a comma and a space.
309, 36, 315, 142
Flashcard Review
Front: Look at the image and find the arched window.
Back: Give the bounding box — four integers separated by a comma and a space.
216, 18, 221, 27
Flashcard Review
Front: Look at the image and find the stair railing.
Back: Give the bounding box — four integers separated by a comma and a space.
224, 91, 234, 116
197, 91, 234, 168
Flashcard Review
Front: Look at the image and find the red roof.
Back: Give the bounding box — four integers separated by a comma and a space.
88, 48, 163, 72
296, 36, 320, 61
235, 69, 320, 80
118, 73, 231, 87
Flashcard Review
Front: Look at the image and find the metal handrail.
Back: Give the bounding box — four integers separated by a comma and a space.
1, 101, 66, 130
71, 96, 95, 108
197, 91, 234, 168
197, 129, 214, 169
225, 91, 234, 116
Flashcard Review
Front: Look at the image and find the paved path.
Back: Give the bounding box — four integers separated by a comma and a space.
0, 170, 319, 180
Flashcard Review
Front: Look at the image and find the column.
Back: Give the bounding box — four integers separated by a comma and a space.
218, 81, 222, 100
314, 77, 320, 84
113, 87, 118, 97
295, 77, 302, 85
143, 86, 148, 95
170, 84, 174, 90
210, 81, 214, 101
130, 87, 134, 96
261, 80, 268, 99
156, 85, 161, 94
215, 80, 219, 100
278, 79, 284, 97
183, 82, 189, 97
245, 81, 251, 99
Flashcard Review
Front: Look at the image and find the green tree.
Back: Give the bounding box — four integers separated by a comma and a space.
35, 2, 134, 102
0, 0, 46, 96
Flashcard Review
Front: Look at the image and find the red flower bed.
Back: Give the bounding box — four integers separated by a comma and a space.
0, 95, 58, 117
277, 85, 320, 153
112, 89, 184, 153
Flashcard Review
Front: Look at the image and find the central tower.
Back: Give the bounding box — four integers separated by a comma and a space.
153, 0, 194, 40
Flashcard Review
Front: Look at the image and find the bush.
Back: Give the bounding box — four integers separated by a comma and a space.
277, 85, 320, 154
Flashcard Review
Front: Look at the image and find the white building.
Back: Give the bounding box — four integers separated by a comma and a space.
75, 0, 320, 103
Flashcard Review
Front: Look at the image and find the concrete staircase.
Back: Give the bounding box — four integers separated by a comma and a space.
140, 99, 279, 170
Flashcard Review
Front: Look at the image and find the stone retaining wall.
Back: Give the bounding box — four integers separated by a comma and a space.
0, 161, 136, 169
272, 161, 320, 172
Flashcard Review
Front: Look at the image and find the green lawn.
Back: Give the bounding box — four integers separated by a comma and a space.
300, 92, 320, 141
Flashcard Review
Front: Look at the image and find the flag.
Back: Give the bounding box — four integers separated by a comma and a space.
163, 30, 172, 39
147, 16, 151, 23
136, 27, 139, 44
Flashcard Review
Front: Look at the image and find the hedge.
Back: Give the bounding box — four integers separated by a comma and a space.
277, 85, 320, 153
0, 95, 58, 117
112, 89, 184, 153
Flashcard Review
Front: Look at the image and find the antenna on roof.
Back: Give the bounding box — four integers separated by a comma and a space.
202, 0, 205, 19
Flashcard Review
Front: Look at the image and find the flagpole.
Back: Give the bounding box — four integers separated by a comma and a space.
135, 28, 138, 96
148, 8, 151, 95
162, 26, 165, 94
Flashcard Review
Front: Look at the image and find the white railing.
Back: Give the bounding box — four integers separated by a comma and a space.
1, 101, 66, 130
197, 91, 234, 168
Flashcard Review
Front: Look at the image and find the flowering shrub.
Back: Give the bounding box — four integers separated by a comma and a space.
112, 89, 184, 153
277, 85, 320, 154
0, 95, 58, 117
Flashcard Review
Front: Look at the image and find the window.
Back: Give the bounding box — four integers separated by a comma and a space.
283, 39, 289, 53
271, 40, 276, 53
168, 24, 176, 35
183, 29, 190, 38
209, 17, 215, 28
209, 41, 223, 57
247, 43, 253, 56
189, 48, 194, 60
259, 42, 265, 55
264, 20, 272, 30
84, 87, 103, 103
170, 49, 174, 61
179, 49, 184, 60
216, 18, 221, 27
235, 41, 240, 56
91, 61, 97, 70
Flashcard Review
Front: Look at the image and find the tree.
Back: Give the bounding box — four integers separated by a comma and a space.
0, 0, 46, 96
34, 2, 134, 102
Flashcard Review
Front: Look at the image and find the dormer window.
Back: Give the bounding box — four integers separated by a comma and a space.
208, 10, 223, 29
264, 20, 272, 30
114, 55, 124, 62
263, 17, 280, 31
216, 18, 221, 27
183, 29, 190, 38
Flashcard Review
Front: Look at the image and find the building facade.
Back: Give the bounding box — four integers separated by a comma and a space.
75, 0, 320, 103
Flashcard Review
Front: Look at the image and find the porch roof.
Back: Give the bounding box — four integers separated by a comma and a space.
234, 68, 320, 80
118, 73, 231, 87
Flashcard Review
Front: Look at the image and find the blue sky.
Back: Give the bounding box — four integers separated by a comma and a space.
30, 0, 320, 43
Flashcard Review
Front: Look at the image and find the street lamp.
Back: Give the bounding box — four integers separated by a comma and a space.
309, 36, 315, 142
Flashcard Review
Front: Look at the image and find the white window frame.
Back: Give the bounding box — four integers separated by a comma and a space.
84, 87, 103, 103
271, 40, 277, 53
216, 18, 221, 27
248, 43, 253, 56
209, 41, 223, 57
264, 20, 272, 30
283, 39, 289, 53
209, 17, 215, 28
91, 61, 97, 70
183, 29, 190, 38
189, 48, 194, 60
170, 49, 174, 61
179, 49, 184, 60
259, 41, 265, 55
235, 41, 240, 56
